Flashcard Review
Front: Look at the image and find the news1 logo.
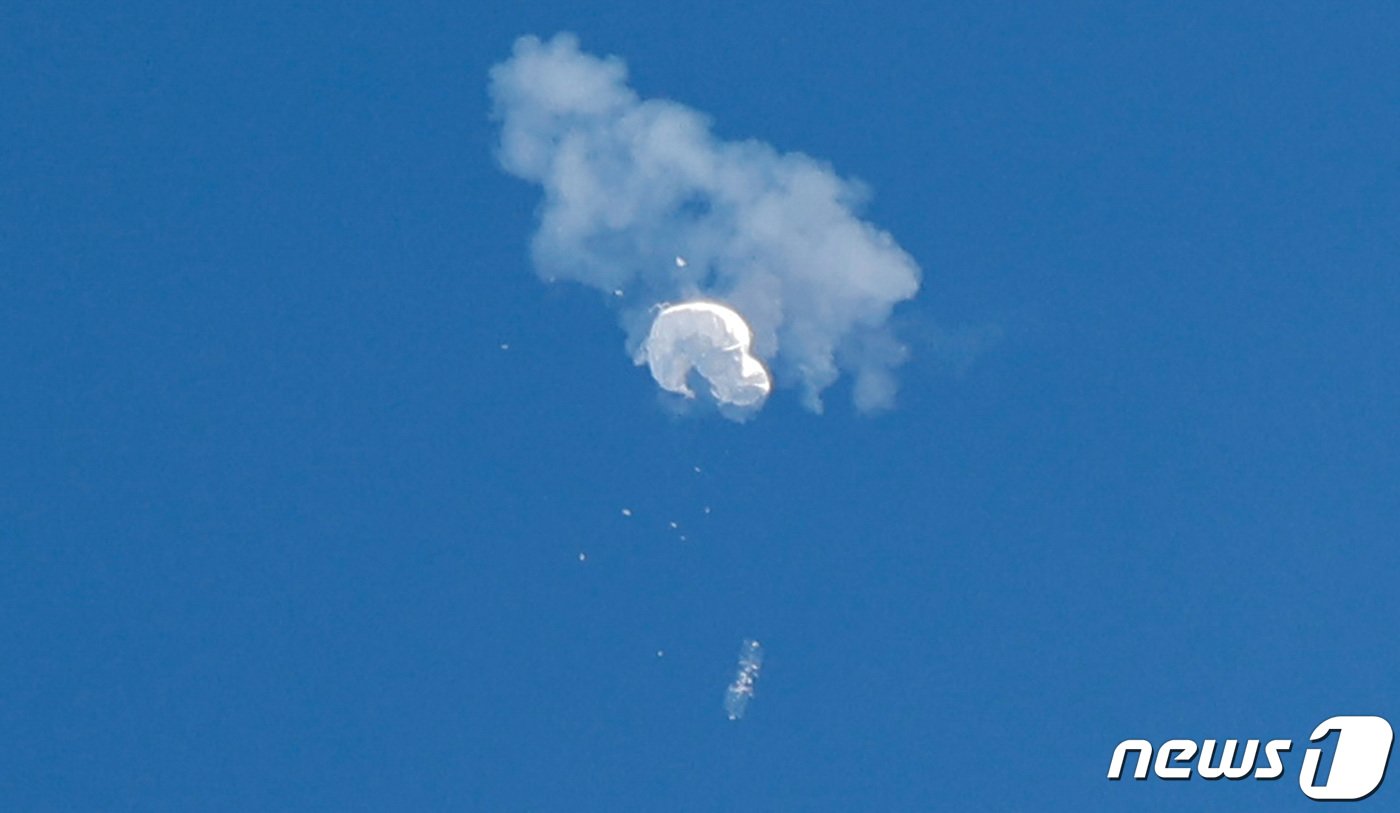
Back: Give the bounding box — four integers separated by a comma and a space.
1108, 716, 1394, 801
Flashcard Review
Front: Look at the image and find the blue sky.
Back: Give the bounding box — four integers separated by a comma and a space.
3, 2, 1397, 810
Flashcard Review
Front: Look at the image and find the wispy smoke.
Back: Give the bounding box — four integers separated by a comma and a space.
489, 33, 921, 413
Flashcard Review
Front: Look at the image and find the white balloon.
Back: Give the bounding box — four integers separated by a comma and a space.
638, 301, 771, 407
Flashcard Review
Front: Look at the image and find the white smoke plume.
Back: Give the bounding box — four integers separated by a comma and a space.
489, 34, 922, 413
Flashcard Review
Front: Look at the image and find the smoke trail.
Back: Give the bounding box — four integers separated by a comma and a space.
488, 34, 922, 413
724, 638, 764, 720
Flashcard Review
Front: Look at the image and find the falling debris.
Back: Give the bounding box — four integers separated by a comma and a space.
703, 506, 711, 515
612, 288, 624, 297
578, 552, 587, 562
621, 508, 632, 517
669, 521, 679, 529
724, 639, 764, 720
499, 343, 510, 350
693, 466, 702, 473
656, 650, 665, 658
679, 534, 687, 542
674, 256, 688, 268
640, 301, 771, 408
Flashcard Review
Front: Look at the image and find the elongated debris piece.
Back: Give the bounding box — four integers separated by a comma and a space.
724, 639, 764, 720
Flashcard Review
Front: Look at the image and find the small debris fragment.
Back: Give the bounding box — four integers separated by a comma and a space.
621, 508, 632, 517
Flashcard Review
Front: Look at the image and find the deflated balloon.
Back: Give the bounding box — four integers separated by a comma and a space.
639, 301, 771, 407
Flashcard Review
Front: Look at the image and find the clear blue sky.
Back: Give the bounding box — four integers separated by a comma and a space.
3, 2, 1397, 810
